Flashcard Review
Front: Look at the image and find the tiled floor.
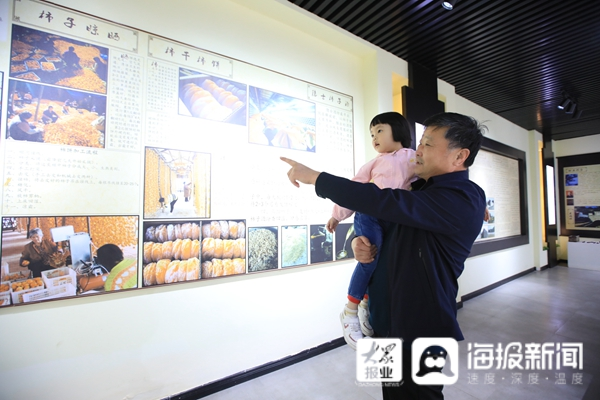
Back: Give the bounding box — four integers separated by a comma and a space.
202, 266, 600, 399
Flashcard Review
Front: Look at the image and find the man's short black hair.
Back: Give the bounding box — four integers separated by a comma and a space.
369, 112, 412, 148
423, 112, 486, 167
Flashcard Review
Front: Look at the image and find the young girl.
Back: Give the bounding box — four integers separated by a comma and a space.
327, 111, 417, 350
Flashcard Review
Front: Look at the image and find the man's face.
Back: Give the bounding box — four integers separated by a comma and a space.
415, 126, 466, 180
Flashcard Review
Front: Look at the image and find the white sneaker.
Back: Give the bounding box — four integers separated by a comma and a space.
340, 310, 363, 350
358, 303, 374, 337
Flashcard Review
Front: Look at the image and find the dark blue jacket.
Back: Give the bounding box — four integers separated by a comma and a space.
315, 170, 486, 343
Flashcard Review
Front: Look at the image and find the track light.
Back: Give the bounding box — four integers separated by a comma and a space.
557, 98, 571, 110
442, 0, 457, 10
558, 92, 582, 117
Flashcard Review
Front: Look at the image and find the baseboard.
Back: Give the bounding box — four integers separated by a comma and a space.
166, 337, 346, 399
460, 267, 536, 302
539, 264, 549, 271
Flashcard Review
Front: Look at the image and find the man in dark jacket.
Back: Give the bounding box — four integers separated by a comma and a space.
282, 112, 487, 399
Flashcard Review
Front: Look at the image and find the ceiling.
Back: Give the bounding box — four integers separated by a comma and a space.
287, 0, 600, 141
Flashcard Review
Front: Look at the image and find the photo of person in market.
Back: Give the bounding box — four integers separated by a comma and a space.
19, 228, 60, 278
143, 147, 211, 219
7, 111, 43, 142
23, 92, 33, 104
9, 25, 109, 95
41, 105, 59, 124
184, 182, 192, 202
1, 216, 139, 303
93, 56, 108, 82
77, 243, 137, 293
11, 90, 22, 109
5, 81, 107, 148
168, 193, 179, 214
62, 46, 82, 73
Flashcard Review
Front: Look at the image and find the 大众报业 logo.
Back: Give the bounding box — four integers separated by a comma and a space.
356, 338, 403, 383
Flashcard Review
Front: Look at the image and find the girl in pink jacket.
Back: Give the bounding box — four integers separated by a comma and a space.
327, 112, 417, 350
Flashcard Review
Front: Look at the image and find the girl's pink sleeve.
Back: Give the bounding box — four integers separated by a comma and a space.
331, 158, 377, 221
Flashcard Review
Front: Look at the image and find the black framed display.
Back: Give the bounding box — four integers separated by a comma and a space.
468, 137, 529, 256
557, 152, 600, 239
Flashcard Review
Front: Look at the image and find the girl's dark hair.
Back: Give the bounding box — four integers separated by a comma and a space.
369, 112, 412, 148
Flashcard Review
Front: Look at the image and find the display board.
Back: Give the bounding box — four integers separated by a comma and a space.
0, 0, 355, 306
470, 149, 521, 241
557, 152, 600, 238
468, 137, 529, 256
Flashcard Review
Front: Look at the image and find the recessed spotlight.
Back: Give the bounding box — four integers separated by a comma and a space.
442, 0, 457, 10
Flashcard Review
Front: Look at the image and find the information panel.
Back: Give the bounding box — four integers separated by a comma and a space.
470, 149, 522, 241
0, 0, 354, 306
563, 163, 600, 231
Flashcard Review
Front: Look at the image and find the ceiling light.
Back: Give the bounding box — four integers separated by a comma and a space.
557, 98, 571, 110
565, 102, 577, 115
442, 0, 457, 10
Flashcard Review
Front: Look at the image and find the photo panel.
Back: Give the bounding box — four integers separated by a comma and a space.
1, 215, 138, 306
281, 225, 307, 268
247, 226, 278, 272
479, 197, 496, 240
142, 220, 201, 286
10, 24, 109, 94
7, 80, 107, 147
559, 155, 600, 237
480, 224, 495, 239
178, 68, 247, 125
334, 223, 355, 261
200, 220, 246, 278
565, 173, 578, 186
487, 210, 496, 224
310, 224, 333, 264
248, 86, 316, 151
143, 147, 211, 219
574, 206, 600, 228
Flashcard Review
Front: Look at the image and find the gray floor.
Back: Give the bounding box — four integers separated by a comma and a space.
202, 266, 600, 399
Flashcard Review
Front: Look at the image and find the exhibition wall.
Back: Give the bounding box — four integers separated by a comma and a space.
553, 135, 600, 259
0, 0, 548, 399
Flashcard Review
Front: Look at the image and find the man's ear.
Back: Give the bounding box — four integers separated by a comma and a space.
454, 148, 470, 166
